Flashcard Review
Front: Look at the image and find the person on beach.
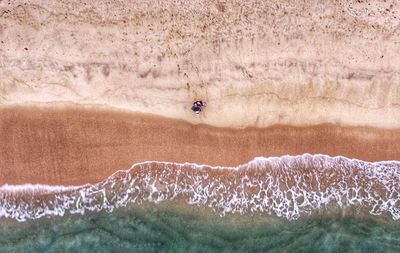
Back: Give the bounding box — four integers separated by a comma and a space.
191, 100, 207, 115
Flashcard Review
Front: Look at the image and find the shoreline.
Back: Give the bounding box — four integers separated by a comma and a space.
2, 154, 400, 222
1, 105, 400, 186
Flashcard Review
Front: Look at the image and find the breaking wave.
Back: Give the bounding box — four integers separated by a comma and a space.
1, 154, 400, 222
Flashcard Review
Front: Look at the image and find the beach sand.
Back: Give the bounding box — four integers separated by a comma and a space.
1, 1, 400, 252
1, 106, 399, 186
0, 0, 399, 129
0, 0, 399, 196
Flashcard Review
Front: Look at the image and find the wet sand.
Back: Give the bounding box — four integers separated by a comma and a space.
0, 106, 399, 186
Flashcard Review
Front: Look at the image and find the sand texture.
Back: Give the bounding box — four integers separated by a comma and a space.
1, 1, 400, 186
0, 0, 399, 128
0, 106, 399, 185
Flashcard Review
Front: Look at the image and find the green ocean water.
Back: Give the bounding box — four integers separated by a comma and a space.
1, 203, 399, 253
2, 155, 400, 252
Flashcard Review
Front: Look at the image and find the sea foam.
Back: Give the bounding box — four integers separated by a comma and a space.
1, 154, 400, 222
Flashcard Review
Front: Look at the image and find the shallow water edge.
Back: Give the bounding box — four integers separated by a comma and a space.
1, 154, 400, 222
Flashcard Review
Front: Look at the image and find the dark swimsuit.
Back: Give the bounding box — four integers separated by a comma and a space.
191, 101, 204, 112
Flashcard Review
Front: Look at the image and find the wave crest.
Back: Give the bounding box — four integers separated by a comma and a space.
1, 154, 400, 222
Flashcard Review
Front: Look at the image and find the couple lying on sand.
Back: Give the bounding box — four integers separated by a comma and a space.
191, 100, 207, 115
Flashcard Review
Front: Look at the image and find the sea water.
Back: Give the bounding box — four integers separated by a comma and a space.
1, 154, 400, 252
1, 206, 400, 253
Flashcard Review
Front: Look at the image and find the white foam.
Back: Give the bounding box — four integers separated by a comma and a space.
0, 184, 81, 193
1, 154, 400, 222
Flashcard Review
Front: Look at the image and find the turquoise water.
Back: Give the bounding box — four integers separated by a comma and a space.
1, 204, 400, 253
1, 155, 400, 252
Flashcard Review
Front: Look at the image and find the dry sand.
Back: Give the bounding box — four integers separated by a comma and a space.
0, 0, 399, 128
0, 106, 399, 186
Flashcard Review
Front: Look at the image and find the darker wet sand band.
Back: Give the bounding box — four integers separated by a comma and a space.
0, 106, 399, 185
